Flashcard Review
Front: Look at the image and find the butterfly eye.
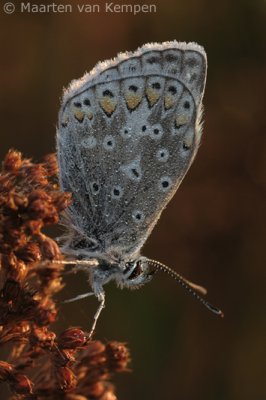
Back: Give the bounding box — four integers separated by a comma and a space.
127, 261, 143, 280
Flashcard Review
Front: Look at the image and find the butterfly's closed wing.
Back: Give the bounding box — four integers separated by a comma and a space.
57, 41, 207, 261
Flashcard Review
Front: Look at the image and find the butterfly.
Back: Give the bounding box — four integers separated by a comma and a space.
56, 41, 223, 337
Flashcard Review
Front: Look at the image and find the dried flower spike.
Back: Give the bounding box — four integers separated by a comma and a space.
0, 150, 130, 400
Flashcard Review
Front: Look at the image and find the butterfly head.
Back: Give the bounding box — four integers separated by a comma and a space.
117, 257, 157, 289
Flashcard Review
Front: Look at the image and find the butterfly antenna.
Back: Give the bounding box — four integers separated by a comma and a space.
147, 259, 224, 317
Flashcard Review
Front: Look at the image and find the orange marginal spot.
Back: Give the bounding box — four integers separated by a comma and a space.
175, 115, 189, 126
164, 94, 175, 110
146, 88, 160, 107
183, 130, 194, 148
125, 93, 142, 110
100, 98, 117, 115
74, 110, 85, 122
87, 111, 93, 120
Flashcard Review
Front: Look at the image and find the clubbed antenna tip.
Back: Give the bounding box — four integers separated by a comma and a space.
147, 259, 224, 318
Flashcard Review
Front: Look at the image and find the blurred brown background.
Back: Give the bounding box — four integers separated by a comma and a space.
1, 0, 266, 399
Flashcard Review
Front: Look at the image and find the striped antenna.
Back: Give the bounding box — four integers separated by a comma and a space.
147, 259, 224, 317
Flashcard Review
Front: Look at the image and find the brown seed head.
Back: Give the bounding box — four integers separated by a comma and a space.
58, 328, 87, 350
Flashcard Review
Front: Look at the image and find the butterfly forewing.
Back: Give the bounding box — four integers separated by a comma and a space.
57, 42, 207, 259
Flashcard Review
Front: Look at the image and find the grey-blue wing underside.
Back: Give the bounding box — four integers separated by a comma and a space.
57, 42, 207, 261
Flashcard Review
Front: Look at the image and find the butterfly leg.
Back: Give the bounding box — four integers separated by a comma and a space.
88, 292, 105, 340
62, 292, 95, 303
